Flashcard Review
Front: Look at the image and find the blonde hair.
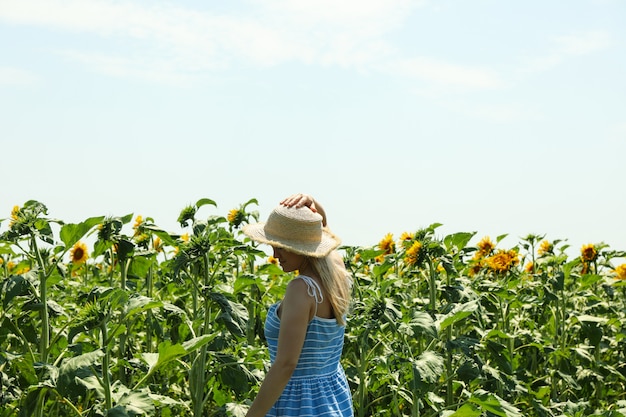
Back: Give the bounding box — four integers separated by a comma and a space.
309, 251, 352, 326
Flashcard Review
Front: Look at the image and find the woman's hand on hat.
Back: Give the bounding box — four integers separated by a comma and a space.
281, 193, 328, 227
280, 194, 318, 213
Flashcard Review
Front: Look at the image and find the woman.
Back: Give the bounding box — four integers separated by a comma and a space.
242, 194, 354, 417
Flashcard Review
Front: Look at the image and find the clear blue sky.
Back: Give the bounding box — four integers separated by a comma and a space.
1, 0, 625, 260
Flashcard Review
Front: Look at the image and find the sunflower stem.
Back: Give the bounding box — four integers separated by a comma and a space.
118, 258, 130, 384
445, 325, 454, 406
120, 258, 128, 290
108, 247, 115, 287
146, 264, 153, 351
101, 320, 113, 410
31, 236, 49, 364
356, 329, 370, 417
427, 256, 436, 312
191, 252, 213, 417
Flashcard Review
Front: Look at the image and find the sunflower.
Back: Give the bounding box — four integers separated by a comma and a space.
133, 215, 143, 229
134, 233, 150, 246
378, 233, 395, 255
404, 241, 422, 266
485, 249, 519, 274
227, 209, 238, 223
227, 208, 245, 227
132, 215, 144, 237
9, 205, 20, 227
268, 256, 278, 265
613, 264, 626, 280
177, 205, 197, 227
580, 243, 598, 263
70, 241, 89, 265
476, 236, 495, 257
524, 262, 534, 274
153, 236, 163, 253
400, 231, 413, 241
468, 258, 483, 276
97, 217, 121, 242
537, 240, 553, 257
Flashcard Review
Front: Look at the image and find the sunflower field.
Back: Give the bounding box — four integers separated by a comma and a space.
2, 198, 626, 417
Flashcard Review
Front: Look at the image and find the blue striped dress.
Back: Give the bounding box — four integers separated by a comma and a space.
265, 276, 353, 417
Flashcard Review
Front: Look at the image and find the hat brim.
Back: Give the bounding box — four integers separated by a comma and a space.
242, 222, 341, 258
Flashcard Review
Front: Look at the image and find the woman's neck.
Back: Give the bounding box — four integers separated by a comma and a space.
298, 266, 317, 278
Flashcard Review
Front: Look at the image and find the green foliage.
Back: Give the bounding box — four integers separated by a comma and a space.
1, 199, 626, 416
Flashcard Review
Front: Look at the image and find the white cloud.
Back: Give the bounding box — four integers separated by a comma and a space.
517, 30, 612, 74
459, 102, 542, 123
415, 92, 542, 123
383, 57, 505, 90
259, 0, 421, 33
254, 0, 426, 68
1, 0, 509, 92
0, 0, 429, 81
555, 31, 611, 55
56, 50, 205, 86
0, 67, 40, 86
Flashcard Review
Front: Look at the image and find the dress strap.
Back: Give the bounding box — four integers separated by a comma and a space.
298, 275, 323, 317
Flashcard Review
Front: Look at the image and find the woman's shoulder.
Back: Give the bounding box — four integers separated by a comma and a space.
288, 275, 326, 305
295, 275, 324, 295
286, 276, 307, 290
280, 277, 318, 321
285, 276, 316, 299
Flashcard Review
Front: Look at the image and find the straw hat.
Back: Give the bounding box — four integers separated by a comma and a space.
242, 205, 341, 257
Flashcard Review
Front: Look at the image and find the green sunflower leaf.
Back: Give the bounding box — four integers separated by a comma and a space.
446, 403, 482, 416
196, 198, 217, 208
60, 216, 105, 247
